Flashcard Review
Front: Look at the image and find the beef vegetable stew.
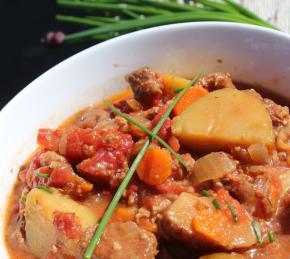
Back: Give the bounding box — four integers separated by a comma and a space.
5, 68, 290, 259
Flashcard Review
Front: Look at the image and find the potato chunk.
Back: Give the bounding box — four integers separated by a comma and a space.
25, 188, 98, 258
172, 88, 274, 151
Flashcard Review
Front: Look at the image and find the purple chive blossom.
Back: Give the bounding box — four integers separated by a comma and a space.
41, 31, 65, 46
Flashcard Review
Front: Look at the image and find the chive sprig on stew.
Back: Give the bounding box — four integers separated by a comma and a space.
201, 190, 222, 210
83, 70, 203, 259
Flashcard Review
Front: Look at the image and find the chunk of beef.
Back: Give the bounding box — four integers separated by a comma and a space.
94, 221, 158, 259
222, 167, 282, 219
76, 107, 129, 132
196, 72, 235, 92
76, 107, 111, 129
278, 189, 290, 234
263, 98, 289, 127
126, 67, 164, 108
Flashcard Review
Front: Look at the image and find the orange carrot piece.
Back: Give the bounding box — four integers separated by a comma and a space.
137, 146, 172, 186
192, 189, 256, 249
138, 218, 157, 233
173, 86, 208, 115
113, 206, 136, 221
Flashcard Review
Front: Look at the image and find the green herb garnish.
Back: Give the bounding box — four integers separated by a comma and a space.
20, 195, 27, 203
252, 220, 263, 244
225, 199, 238, 222
173, 87, 184, 93
212, 199, 222, 210
202, 190, 213, 197
37, 173, 50, 178
268, 231, 275, 243
46, 0, 277, 46
83, 70, 202, 259
104, 100, 189, 171
201, 190, 221, 209
38, 185, 53, 194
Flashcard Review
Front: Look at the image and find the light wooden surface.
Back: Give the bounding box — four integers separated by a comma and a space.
237, 0, 290, 33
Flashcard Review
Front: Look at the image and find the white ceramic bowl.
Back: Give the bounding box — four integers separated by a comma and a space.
1, 22, 290, 258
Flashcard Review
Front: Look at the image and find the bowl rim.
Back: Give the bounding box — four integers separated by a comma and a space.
1, 21, 290, 119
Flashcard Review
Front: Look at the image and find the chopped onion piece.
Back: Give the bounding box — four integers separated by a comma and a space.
191, 152, 237, 186
248, 143, 270, 164
129, 114, 151, 138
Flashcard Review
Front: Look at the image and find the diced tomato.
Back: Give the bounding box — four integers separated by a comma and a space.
53, 211, 82, 239
63, 127, 97, 160
101, 129, 134, 157
168, 136, 180, 152
37, 129, 63, 151
24, 150, 49, 188
49, 164, 75, 186
151, 107, 172, 141
155, 179, 190, 195
77, 148, 126, 184
49, 163, 93, 195
61, 127, 133, 161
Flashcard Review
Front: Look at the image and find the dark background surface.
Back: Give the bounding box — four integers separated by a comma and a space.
1, 0, 94, 109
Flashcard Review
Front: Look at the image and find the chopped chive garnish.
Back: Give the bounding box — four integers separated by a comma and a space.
268, 231, 275, 243
173, 87, 184, 93
224, 199, 238, 222
38, 185, 53, 194
37, 173, 50, 178
251, 220, 263, 244
202, 190, 213, 198
84, 70, 203, 259
104, 100, 189, 171
212, 199, 222, 209
201, 190, 221, 209
20, 195, 27, 203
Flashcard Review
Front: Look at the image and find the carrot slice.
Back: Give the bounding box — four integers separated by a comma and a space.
173, 86, 208, 115
113, 206, 136, 221
137, 146, 172, 185
192, 189, 256, 249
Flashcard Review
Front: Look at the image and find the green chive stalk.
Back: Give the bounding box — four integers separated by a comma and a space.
64, 11, 270, 42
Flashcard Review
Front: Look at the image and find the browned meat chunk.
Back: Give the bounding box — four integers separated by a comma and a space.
76, 107, 129, 132
94, 221, 158, 259
126, 67, 164, 108
222, 167, 282, 219
263, 98, 289, 127
196, 72, 235, 91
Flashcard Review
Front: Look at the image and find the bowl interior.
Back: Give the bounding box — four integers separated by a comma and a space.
1, 22, 290, 258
